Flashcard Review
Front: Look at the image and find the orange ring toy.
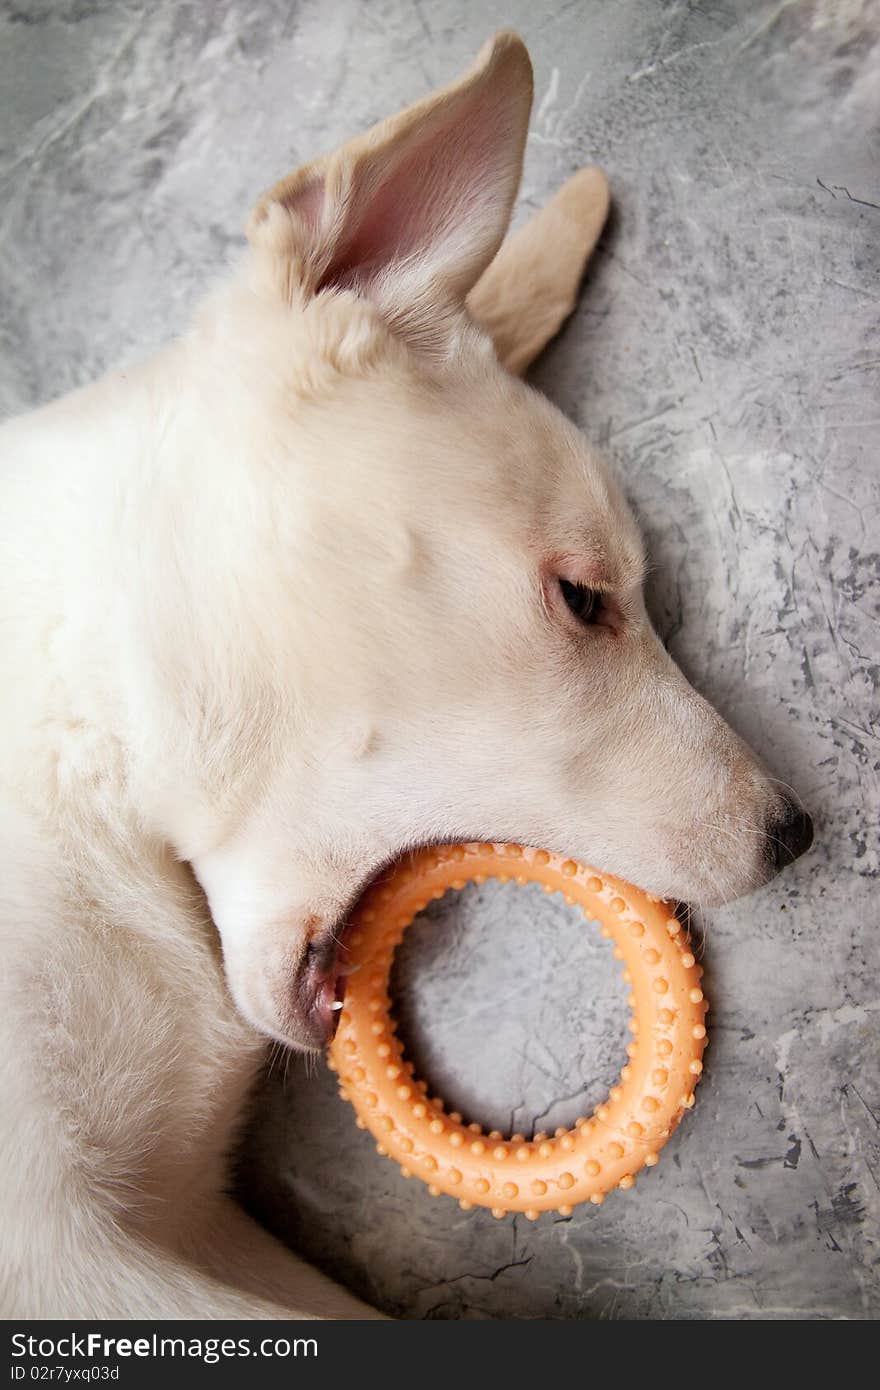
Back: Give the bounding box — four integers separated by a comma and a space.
328, 843, 708, 1219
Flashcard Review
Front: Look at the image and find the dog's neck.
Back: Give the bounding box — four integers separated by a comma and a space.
0, 310, 270, 845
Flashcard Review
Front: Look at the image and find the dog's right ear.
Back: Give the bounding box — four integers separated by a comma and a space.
247, 32, 533, 353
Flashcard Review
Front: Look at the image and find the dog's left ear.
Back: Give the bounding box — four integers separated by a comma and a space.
467, 166, 610, 376
247, 32, 533, 351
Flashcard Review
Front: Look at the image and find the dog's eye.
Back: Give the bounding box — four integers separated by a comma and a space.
559, 578, 601, 626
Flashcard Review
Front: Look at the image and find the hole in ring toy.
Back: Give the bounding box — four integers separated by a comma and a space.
328, 843, 708, 1219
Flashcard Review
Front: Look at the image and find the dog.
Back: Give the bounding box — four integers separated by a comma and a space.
0, 32, 812, 1319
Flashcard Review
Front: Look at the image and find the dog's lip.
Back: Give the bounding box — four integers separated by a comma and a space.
292, 845, 434, 1047
298, 922, 356, 1046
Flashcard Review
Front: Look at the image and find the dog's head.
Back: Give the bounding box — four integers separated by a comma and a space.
146, 34, 811, 1048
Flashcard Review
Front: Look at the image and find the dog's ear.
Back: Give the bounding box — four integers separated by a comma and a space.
247, 32, 532, 351
466, 167, 610, 376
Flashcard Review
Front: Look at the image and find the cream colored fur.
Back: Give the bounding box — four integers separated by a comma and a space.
0, 34, 791, 1318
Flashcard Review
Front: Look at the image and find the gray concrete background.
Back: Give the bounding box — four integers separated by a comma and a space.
1, 0, 877, 1319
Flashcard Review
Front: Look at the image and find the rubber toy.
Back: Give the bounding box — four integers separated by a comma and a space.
328, 843, 708, 1218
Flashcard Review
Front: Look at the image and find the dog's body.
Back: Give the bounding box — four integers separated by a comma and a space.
0, 35, 810, 1318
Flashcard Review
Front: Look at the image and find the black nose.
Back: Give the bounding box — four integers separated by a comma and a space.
768, 800, 814, 871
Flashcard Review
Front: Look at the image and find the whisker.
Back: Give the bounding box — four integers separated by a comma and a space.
695, 815, 801, 866
762, 776, 807, 812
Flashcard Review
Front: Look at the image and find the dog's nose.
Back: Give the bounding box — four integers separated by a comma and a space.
768, 799, 814, 871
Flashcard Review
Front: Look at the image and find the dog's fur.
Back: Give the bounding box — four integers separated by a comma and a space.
1, 34, 805, 1318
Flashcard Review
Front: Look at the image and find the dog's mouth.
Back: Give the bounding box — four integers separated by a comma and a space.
297, 919, 359, 1048
293, 842, 443, 1049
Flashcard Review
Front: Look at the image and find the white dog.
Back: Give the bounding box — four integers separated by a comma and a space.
0, 33, 811, 1319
